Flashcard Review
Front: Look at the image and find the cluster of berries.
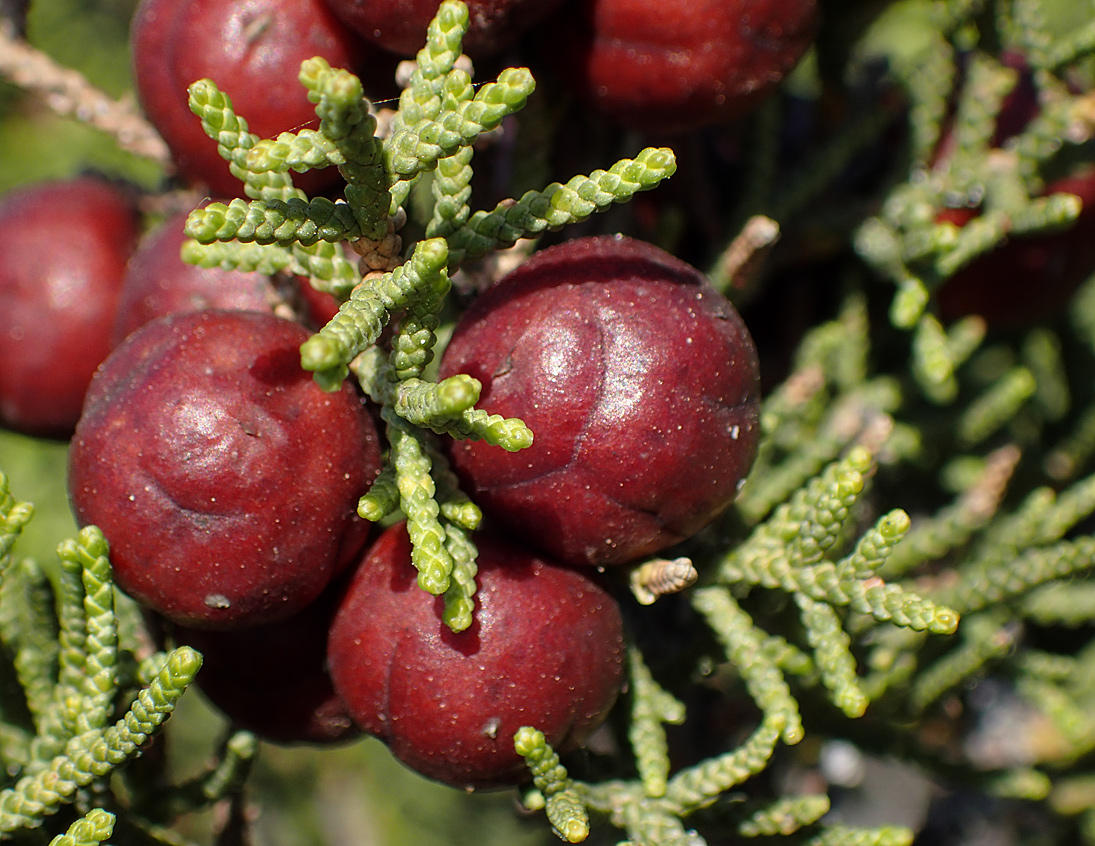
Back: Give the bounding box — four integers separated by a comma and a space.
0, 0, 795, 790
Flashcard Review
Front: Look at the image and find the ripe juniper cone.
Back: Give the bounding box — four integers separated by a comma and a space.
544, 0, 819, 132
110, 209, 343, 343
320, 0, 564, 59
112, 210, 279, 345
130, 0, 397, 197
167, 577, 359, 745
439, 234, 761, 568
327, 522, 625, 789
68, 309, 382, 630
0, 176, 140, 440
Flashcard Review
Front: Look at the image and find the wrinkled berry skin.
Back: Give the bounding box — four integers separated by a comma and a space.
0, 177, 140, 439
169, 579, 359, 745
131, 0, 396, 197
321, 0, 563, 59
439, 235, 761, 567
546, 0, 819, 132
327, 522, 625, 789
69, 310, 382, 630
113, 211, 278, 345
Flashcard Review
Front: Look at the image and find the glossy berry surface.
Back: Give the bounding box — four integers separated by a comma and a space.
327, 522, 625, 788
545, 0, 819, 132
68, 309, 382, 629
130, 0, 397, 197
0, 176, 140, 439
168, 579, 359, 745
112, 211, 278, 345
320, 0, 563, 59
439, 235, 761, 567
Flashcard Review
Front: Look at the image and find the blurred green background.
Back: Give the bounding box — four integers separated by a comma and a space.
0, 2, 552, 843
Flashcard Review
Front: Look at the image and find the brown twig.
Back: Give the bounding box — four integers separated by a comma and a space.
716, 214, 781, 294
0, 25, 173, 168
0, 0, 29, 37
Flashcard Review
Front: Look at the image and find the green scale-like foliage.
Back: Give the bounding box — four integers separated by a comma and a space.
0, 493, 260, 840
852, 9, 1095, 410
0, 472, 34, 574
47, 809, 115, 846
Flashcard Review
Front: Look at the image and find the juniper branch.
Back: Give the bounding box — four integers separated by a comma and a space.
663, 713, 785, 809
956, 366, 1036, 446
977, 474, 1095, 561
385, 66, 534, 180
796, 595, 866, 717
943, 54, 1017, 181
397, 0, 469, 129
246, 127, 345, 174
693, 587, 802, 744
1023, 328, 1070, 421
357, 464, 400, 523
896, 33, 956, 165
0, 647, 199, 833
1023, 580, 1095, 627
186, 79, 302, 202
47, 808, 115, 846
420, 406, 535, 451
934, 535, 1095, 614
180, 238, 296, 276
627, 647, 685, 799
724, 448, 875, 582
446, 147, 677, 266
301, 57, 389, 239
836, 510, 912, 581
59, 528, 117, 733
428, 144, 474, 240
737, 795, 831, 837
616, 808, 702, 846
384, 408, 452, 597
301, 237, 448, 390
0, 558, 57, 731
389, 243, 452, 380
515, 727, 589, 844
184, 195, 361, 248
441, 521, 478, 633
0, 470, 34, 573
804, 825, 914, 846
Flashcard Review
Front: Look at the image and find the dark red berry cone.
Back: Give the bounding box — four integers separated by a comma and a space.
546, 0, 819, 132
113, 210, 278, 345
321, 0, 565, 59
0, 177, 140, 439
328, 522, 625, 789
69, 309, 382, 629
170, 579, 359, 745
440, 235, 761, 567
131, 0, 398, 197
